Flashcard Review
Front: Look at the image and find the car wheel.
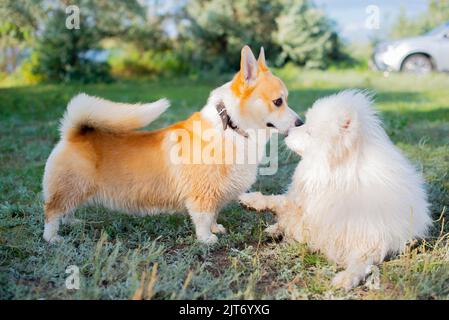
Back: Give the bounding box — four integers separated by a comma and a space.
401, 54, 433, 74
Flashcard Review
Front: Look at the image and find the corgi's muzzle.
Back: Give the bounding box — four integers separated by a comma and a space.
267, 115, 303, 136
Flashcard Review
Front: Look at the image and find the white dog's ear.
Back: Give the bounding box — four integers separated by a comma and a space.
339, 109, 357, 133
339, 113, 359, 148
240, 45, 259, 85
341, 118, 352, 130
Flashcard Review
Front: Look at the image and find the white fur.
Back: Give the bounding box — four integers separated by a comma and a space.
43, 218, 61, 243
241, 90, 431, 289
189, 211, 219, 244
201, 83, 271, 165
60, 93, 170, 137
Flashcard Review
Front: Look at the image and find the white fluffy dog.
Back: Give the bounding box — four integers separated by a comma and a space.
239, 90, 432, 290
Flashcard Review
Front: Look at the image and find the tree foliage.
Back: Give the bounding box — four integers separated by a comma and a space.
32, 10, 110, 83
179, 0, 342, 71
1, 0, 346, 81
273, 0, 341, 68
390, 0, 449, 39
0, 0, 45, 73
1, 0, 168, 82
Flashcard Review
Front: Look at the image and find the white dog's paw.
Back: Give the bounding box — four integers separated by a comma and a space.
198, 233, 218, 245
211, 223, 227, 234
239, 192, 266, 212
264, 223, 282, 237
331, 271, 361, 291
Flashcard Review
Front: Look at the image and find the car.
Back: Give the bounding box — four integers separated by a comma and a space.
372, 21, 449, 74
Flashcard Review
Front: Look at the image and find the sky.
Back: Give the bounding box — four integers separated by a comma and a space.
145, 0, 430, 43
314, 0, 429, 43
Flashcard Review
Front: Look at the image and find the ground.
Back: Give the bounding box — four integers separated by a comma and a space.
0, 69, 448, 299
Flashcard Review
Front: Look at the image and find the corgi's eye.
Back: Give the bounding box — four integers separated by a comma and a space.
273, 98, 283, 107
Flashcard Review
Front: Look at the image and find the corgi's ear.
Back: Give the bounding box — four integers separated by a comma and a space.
257, 47, 268, 71
240, 45, 258, 85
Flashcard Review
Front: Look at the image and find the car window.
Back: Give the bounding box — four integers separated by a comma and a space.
426, 22, 449, 36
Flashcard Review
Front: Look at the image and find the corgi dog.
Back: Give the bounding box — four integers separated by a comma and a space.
239, 91, 431, 289
42, 46, 302, 244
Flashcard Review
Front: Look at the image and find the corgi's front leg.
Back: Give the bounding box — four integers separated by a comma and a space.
211, 221, 227, 234
263, 222, 283, 237
189, 211, 218, 244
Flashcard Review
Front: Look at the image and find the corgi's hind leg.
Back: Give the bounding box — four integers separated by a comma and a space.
43, 176, 92, 243
43, 216, 62, 243
61, 213, 83, 225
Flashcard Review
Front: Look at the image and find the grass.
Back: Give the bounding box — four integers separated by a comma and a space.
0, 69, 448, 300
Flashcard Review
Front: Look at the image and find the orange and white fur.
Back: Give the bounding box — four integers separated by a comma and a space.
239, 90, 431, 289
42, 46, 301, 244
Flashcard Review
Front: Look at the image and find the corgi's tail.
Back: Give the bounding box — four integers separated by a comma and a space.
59, 93, 170, 139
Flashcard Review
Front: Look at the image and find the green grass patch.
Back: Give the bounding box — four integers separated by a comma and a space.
0, 69, 448, 299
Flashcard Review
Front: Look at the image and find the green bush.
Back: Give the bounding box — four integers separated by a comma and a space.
31, 10, 111, 83
179, 0, 344, 71
17, 51, 43, 83
390, 0, 449, 39
109, 45, 186, 78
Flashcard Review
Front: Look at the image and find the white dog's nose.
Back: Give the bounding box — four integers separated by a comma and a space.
295, 118, 304, 127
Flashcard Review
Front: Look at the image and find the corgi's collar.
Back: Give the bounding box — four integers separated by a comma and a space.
216, 101, 248, 138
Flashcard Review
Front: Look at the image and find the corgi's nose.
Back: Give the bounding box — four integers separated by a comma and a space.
295, 118, 304, 127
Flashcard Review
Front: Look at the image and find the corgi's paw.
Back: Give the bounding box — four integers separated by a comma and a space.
198, 233, 218, 245
44, 234, 63, 244
43, 219, 61, 244
211, 223, 227, 234
332, 271, 361, 291
239, 192, 266, 212
61, 216, 82, 225
264, 223, 282, 237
